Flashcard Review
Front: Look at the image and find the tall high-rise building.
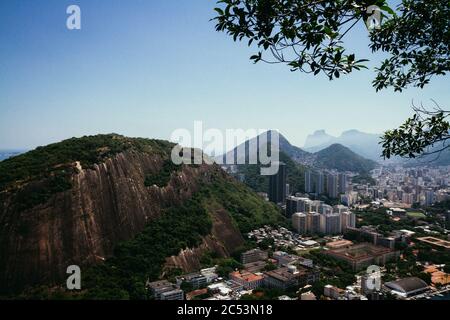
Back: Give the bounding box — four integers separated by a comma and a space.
402, 193, 415, 205
305, 170, 313, 193
340, 194, 350, 206
306, 212, 321, 234
338, 173, 348, 194
269, 162, 287, 205
320, 214, 341, 235
292, 209, 353, 235
285, 196, 309, 217
316, 173, 325, 195
285, 197, 324, 216
309, 200, 322, 213
333, 204, 348, 214
327, 174, 338, 198
424, 190, 435, 207
292, 213, 307, 234
320, 204, 333, 215
341, 211, 356, 231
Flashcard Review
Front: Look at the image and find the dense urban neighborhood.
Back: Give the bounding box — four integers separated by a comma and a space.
147, 164, 450, 301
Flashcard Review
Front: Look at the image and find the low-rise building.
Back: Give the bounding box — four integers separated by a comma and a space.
241, 248, 269, 264
243, 260, 267, 273
147, 280, 184, 300
200, 267, 219, 283
326, 239, 353, 250
264, 265, 319, 290
417, 237, 450, 251
300, 292, 316, 300
324, 284, 344, 300
229, 271, 264, 290
160, 289, 184, 300
273, 251, 299, 267
325, 243, 399, 271
181, 273, 208, 289
385, 277, 429, 298
207, 280, 244, 297
300, 239, 319, 248
186, 288, 208, 300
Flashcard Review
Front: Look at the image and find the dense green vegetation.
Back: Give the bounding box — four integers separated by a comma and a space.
304, 250, 356, 296
198, 249, 248, 278
79, 175, 284, 299
10, 173, 74, 212
407, 211, 426, 219
82, 192, 212, 300
416, 243, 450, 266
315, 144, 377, 174
382, 245, 436, 285
427, 200, 450, 215
204, 175, 286, 233
352, 208, 424, 236
144, 160, 181, 188
12, 167, 283, 299
215, 259, 244, 278
78, 173, 284, 299
0, 134, 174, 211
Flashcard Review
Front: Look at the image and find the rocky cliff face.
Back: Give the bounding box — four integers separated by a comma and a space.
164, 208, 244, 273
0, 149, 241, 293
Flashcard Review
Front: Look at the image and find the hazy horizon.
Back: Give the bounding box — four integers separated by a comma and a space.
0, 127, 383, 152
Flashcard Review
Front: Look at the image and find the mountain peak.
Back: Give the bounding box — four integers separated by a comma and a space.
321, 143, 350, 151
304, 130, 334, 149
312, 129, 329, 136
341, 129, 361, 136
304, 129, 382, 161
315, 143, 378, 173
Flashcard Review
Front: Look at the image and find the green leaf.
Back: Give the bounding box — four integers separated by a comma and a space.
214, 8, 224, 16
380, 5, 396, 16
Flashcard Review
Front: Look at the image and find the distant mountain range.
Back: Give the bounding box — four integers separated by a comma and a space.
303, 129, 450, 167
403, 147, 450, 167
304, 129, 383, 161
218, 130, 378, 174
0, 150, 24, 162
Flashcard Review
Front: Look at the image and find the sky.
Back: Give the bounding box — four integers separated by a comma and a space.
0, 0, 449, 150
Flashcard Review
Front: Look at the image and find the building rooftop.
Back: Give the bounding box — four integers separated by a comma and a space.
243, 261, 267, 272
230, 271, 263, 282
264, 266, 307, 282
326, 243, 394, 262
385, 277, 429, 295
186, 288, 208, 300
242, 248, 265, 254
147, 280, 173, 290
326, 239, 353, 249
417, 237, 450, 249
301, 240, 319, 246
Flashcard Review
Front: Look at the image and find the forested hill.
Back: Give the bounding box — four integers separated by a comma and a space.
0, 134, 284, 297
314, 144, 378, 173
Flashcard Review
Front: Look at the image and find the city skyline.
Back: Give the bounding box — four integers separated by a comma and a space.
1, 0, 449, 150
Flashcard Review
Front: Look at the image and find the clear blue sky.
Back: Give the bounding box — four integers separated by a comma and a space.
0, 0, 448, 150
